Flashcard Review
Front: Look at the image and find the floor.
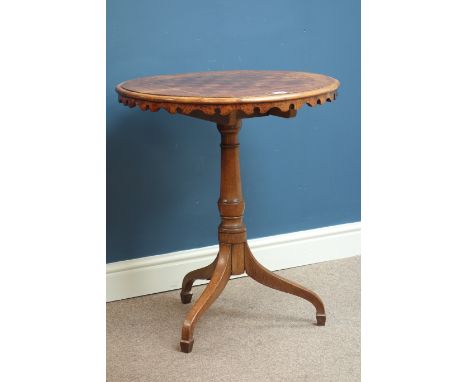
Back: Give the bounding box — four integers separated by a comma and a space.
107, 256, 360, 382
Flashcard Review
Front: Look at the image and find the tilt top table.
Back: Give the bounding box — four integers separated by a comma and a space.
116, 70, 340, 353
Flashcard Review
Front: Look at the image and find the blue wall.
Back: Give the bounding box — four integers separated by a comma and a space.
107, 0, 360, 263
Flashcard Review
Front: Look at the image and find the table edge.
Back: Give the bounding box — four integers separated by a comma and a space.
115, 77, 340, 105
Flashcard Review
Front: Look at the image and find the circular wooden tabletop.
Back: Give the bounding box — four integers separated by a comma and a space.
116, 71, 339, 118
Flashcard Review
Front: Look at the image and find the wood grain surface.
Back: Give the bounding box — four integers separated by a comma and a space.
115, 71, 334, 353
116, 70, 339, 121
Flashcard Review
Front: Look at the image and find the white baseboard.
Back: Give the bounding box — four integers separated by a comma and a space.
106, 222, 361, 302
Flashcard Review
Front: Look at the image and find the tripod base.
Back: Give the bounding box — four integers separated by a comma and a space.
179, 242, 326, 353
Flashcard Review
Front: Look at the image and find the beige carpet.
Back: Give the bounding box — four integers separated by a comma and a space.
107, 256, 360, 382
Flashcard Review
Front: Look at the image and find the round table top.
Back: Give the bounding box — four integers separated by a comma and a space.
116, 70, 339, 118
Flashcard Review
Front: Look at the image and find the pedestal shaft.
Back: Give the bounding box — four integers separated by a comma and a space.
217, 121, 246, 274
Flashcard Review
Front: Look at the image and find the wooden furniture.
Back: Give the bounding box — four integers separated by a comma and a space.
116, 71, 340, 353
